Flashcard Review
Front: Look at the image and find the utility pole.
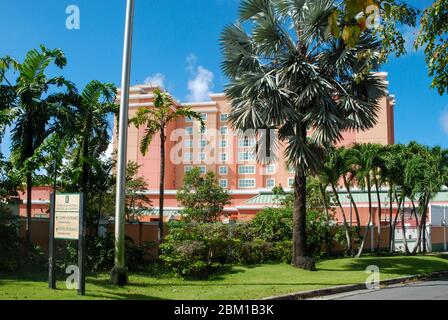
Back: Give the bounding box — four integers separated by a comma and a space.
110, 0, 135, 285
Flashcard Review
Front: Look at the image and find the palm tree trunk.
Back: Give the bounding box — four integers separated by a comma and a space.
158, 130, 166, 244
388, 188, 393, 252
399, 198, 410, 255
331, 183, 352, 254
25, 172, 32, 247
356, 179, 372, 258
343, 175, 361, 227
291, 169, 314, 270
421, 194, 430, 254
374, 175, 382, 251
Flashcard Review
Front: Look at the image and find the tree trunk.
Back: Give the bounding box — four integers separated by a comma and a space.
158, 130, 166, 244
25, 172, 33, 247
400, 199, 410, 255
331, 183, 352, 254
81, 133, 90, 235
291, 169, 314, 270
388, 188, 393, 253
343, 175, 361, 228
374, 176, 382, 251
356, 179, 372, 258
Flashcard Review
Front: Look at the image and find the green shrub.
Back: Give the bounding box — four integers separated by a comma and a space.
56, 233, 154, 273
159, 222, 230, 277
160, 221, 292, 277
0, 208, 45, 271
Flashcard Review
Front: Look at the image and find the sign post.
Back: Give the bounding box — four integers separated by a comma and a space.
48, 193, 85, 295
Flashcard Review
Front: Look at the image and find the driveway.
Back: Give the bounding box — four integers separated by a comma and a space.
312, 277, 448, 300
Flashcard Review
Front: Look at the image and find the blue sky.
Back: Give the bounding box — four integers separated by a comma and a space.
1, 0, 447, 156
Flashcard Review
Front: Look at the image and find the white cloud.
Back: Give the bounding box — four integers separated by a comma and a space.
185, 54, 214, 102
144, 73, 166, 88
440, 107, 448, 135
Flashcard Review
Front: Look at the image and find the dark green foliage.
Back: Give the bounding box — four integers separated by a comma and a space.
177, 168, 231, 223
160, 208, 334, 277
56, 234, 155, 273
0, 208, 45, 271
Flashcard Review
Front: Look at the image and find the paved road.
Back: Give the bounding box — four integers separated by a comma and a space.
313, 278, 448, 300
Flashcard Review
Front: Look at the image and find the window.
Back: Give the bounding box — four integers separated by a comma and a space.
200, 126, 207, 134
238, 179, 256, 189
266, 179, 275, 188
185, 127, 193, 135
198, 152, 207, 162
220, 113, 228, 122
198, 166, 206, 174
185, 116, 193, 122
184, 152, 193, 162
219, 166, 228, 175
184, 166, 193, 173
238, 137, 256, 148
220, 126, 228, 135
238, 151, 256, 162
220, 139, 228, 148
288, 178, 295, 187
200, 113, 207, 121
288, 166, 295, 173
184, 139, 193, 148
219, 179, 228, 188
198, 140, 207, 148
220, 153, 228, 162
265, 164, 276, 175
238, 165, 256, 175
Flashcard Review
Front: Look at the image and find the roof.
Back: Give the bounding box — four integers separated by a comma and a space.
244, 193, 286, 205
243, 190, 448, 207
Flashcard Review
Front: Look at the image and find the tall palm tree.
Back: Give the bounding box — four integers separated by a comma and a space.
322, 147, 352, 254
221, 0, 387, 269
338, 146, 361, 228
8, 46, 75, 245
130, 89, 204, 243
65, 80, 117, 229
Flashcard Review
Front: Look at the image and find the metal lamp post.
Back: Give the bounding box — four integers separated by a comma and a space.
110, 0, 135, 285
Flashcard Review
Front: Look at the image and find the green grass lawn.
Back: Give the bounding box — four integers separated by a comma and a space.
1, 255, 448, 300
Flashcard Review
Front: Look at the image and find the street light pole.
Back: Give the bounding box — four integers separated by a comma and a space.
110, 0, 135, 285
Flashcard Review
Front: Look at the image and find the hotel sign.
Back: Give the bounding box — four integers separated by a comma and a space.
54, 194, 81, 240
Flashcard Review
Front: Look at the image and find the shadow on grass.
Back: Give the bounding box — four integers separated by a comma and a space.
318, 256, 448, 276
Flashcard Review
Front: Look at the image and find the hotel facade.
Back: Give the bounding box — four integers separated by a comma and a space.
115, 72, 396, 221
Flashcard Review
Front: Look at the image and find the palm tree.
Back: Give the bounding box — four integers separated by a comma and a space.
0, 57, 18, 143
338, 146, 361, 228
351, 143, 379, 257
322, 147, 352, 254
8, 46, 75, 245
130, 89, 204, 243
64, 80, 117, 231
221, 0, 387, 269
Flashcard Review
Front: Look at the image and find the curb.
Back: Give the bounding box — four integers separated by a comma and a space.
263, 270, 448, 300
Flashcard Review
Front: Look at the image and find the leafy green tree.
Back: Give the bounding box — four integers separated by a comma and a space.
177, 168, 231, 223
415, 0, 448, 95
221, 0, 387, 269
335, 0, 447, 95
122, 161, 152, 222
130, 89, 204, 241
6, 46, 75, 244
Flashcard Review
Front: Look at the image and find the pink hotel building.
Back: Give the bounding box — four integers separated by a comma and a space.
115, 72, 395, 221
